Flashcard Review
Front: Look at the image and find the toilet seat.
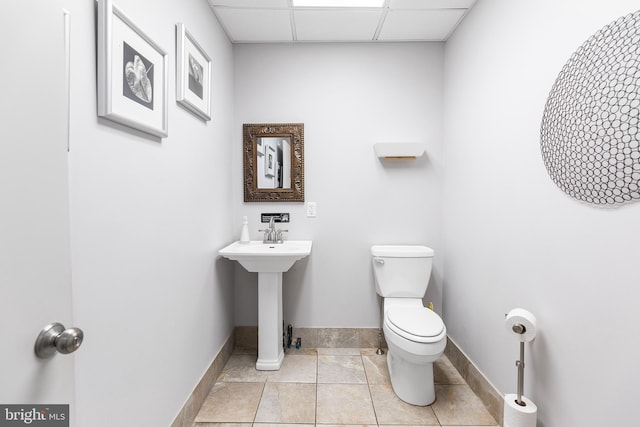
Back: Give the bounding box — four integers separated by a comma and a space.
385, 306, 445, 344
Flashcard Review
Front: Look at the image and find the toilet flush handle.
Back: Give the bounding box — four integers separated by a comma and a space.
373, 258, 385, 265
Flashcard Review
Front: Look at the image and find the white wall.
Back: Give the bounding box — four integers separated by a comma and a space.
63, 0, 235, 426
443, 1, 640, 426
231, 43, 445, 328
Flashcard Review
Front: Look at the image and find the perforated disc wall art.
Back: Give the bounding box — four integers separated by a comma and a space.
540, 10, 640, 206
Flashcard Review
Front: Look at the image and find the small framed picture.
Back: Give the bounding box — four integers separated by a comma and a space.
97, 0, 168, 137
176, 23, 212, 121
265, 145, 275, 177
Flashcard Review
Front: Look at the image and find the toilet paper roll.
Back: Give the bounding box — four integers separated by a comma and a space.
505, 308, 537, 342
504, 393, 537, 427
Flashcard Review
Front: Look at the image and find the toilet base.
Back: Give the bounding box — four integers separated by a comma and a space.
387, 349, 436, 406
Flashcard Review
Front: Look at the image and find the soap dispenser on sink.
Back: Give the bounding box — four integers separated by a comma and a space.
240, 216, 250, 243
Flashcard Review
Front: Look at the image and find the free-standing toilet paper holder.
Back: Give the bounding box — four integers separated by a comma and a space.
504, 308, 538, 427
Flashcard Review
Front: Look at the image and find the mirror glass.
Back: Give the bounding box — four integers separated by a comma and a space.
243, 123, 304, 202
257, 137, 291, 189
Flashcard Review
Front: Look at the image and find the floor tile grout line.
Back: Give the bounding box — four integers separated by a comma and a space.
432, 394, 443, 427
432, 364, 443, 427
252, 380, 266, 425
315, 352, 318, 424
363, 352, 381, 426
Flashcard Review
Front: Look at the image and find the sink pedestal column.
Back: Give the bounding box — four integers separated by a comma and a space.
256, 272, 284, 370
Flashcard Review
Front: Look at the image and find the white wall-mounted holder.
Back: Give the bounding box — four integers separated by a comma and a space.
374, 142, 425, 159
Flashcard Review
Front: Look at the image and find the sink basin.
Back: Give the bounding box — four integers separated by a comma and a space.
219, 240, 312, 273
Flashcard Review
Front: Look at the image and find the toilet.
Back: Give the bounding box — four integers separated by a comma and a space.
371, 245, 446, 406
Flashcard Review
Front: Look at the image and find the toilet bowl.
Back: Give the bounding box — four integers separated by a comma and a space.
383, 298, 446, 405
371, 245, 446, 406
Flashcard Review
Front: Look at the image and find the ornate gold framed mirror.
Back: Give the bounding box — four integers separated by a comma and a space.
243, 123, 304, 202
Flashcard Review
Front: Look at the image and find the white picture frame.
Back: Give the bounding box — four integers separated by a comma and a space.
97, 0, 168, 138
265, 145, 275, 177
176, 23, 212, 121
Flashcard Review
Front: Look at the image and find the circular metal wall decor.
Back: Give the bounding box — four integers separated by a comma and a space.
540, 10, 640, 205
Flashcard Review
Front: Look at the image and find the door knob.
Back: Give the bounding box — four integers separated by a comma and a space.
34, 322, 84, 358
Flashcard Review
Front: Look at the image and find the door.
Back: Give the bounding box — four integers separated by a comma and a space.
0, 0, 77, 423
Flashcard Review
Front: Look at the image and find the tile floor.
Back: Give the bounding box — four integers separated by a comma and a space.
194, 348, 498, 427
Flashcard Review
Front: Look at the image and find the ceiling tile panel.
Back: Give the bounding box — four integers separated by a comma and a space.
378, 9, 466, 40
213, 7, 293, 42
389, 0, 475, 9
294, 9, 383, 41
209, 0, 289, 8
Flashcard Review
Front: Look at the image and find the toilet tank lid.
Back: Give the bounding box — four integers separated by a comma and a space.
371, 245, 434, 258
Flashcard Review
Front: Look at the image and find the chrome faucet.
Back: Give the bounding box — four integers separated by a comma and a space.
259, 216, 288, 244
267, 216, 276, 242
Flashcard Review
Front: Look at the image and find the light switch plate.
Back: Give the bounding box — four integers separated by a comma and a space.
306, 202, 317, 217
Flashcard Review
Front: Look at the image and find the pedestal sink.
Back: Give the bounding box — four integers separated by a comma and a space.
219, 240, 312, 370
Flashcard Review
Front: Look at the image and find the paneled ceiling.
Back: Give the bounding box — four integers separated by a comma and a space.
208, 0, 477, 43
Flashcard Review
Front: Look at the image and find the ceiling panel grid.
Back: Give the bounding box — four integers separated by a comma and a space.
208, 0, 477, 43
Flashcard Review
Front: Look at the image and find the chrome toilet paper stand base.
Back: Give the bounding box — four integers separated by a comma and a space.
512, 323, 527, 406
515, 340, 526, 406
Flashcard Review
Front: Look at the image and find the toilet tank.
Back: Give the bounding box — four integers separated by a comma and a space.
371, 245, 434, 298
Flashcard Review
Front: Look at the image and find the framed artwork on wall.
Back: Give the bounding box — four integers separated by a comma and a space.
176, 23, 212, 121
97, 0, 168, 138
